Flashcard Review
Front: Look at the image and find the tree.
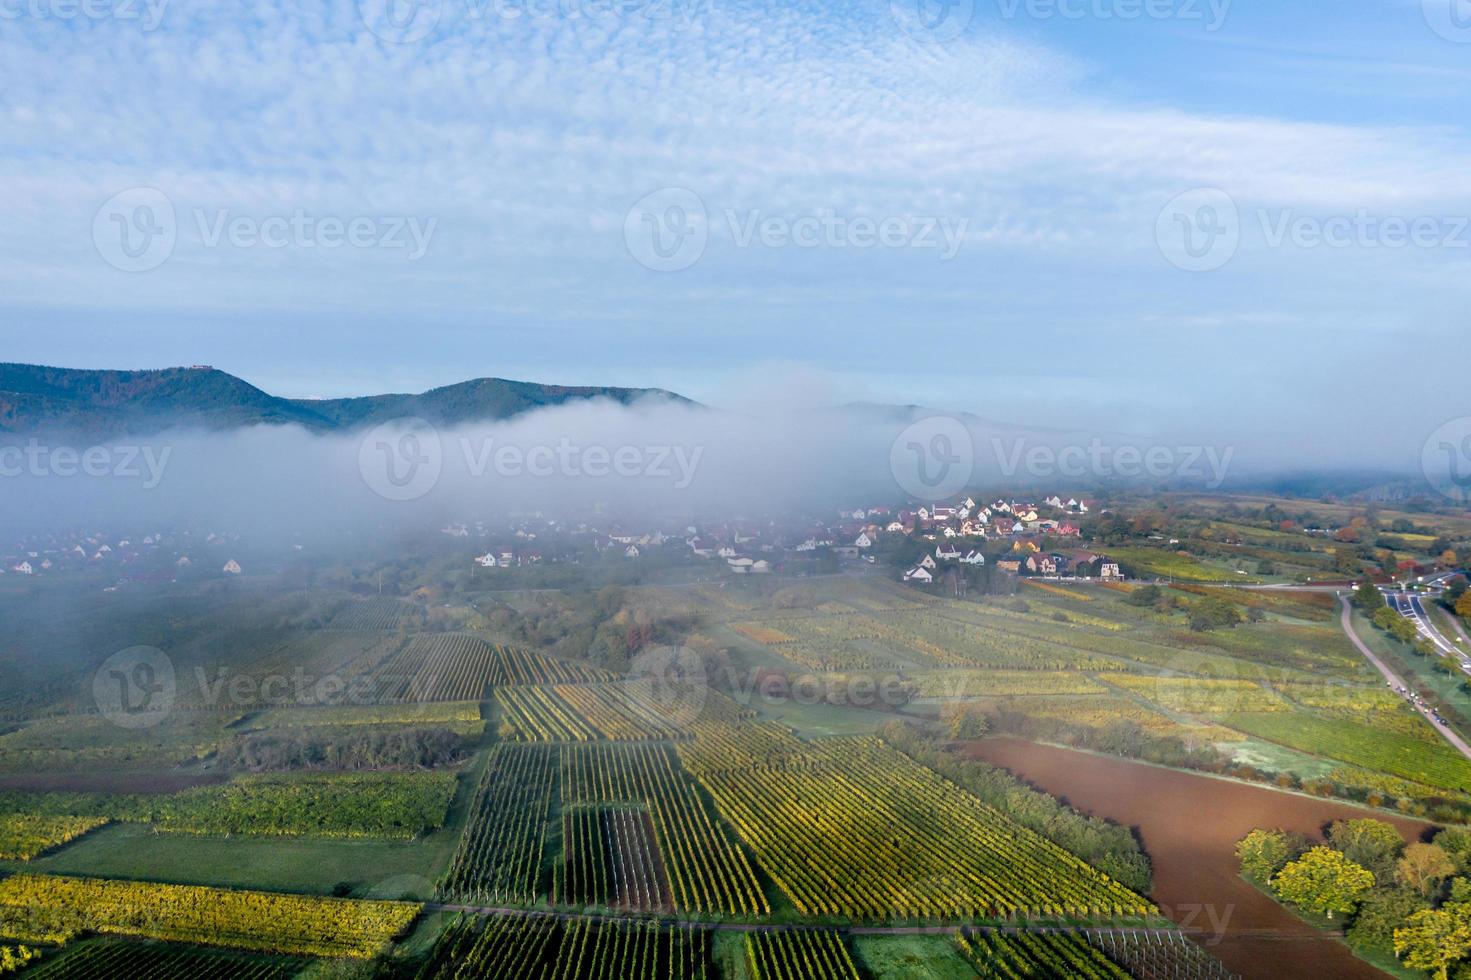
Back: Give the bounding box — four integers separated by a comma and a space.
1353, 579, 1386, 611
1236, 829, 1302, 884
1272, 846, 1375, 919
1123, 584, 1162, 607
1398, 843, 1458, 899
1347, 888, 1430, 955
1395, 905, 1471, 980
1327, 818, 1406, 886
1457, 591, 1471, 622
940, 703, 990, 740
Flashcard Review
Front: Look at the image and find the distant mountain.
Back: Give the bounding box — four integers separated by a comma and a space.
0, 364, 694, 440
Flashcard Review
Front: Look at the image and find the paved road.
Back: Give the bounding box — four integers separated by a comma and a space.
1337, 597, 1471, 761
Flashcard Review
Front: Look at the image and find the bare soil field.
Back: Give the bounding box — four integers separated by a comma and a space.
961, 737, 1434, 980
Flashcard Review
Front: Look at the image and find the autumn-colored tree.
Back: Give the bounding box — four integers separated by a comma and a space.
1457, 591, 1471, 622
1395, 904, 1471, 980
1236, 829, 1301, 884
1272, 846, 1375, 919
1328, 818, 1406, 885
1397, 843, 1457, 899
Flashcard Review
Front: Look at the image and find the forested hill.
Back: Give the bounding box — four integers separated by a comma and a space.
0, 363, 693, 440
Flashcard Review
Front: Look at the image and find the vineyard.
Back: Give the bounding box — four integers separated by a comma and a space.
0, 814, 108, 860
561, 744, 768, 916
1219, 712, 1471, 793
1084, 929, 1237, 980
0, 772, 458, 841
907, 670, 1106, 699
496, 684, 688, 742
442, 743, 559, 904
329, 598, 415, 630
679, 732, 1153, 921
554, 806, 673, 912
744, 930, 861, 980
0, 874, 420, 957
1100, 676, 1288, 715
22, 939, 306, 979
955, 927, 1131, 978
148, 771, 458, 839
370, 634, 502, 702
415, 914, 710, 980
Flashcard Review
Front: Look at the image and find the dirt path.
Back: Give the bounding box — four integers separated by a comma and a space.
961, 737, 1435, 980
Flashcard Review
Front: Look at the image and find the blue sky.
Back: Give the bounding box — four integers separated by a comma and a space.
1, 0, 1468, 469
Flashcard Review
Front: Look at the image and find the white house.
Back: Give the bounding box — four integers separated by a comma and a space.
625, 545, 641, 559
903, 565, 933, 583
918, 554, 937, 570
935, 544, 962, 561
474, 552, 498, 568
854, 532, 875, 549
961, 550, 986, 565
11, 562, 33, 575
222, 559, 242, 574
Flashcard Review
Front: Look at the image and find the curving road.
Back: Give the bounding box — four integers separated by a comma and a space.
1337, 596, 1471, 761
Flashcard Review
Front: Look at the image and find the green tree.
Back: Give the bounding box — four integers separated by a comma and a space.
1123, 584, 1162, 607
1395, 905, 1471, 980
1347, 888, 1430, 955
1273, 846, 1375, 919
1328, 818, 1406, 885
1236, 829, 1301, 884
1399, 843, 1459, 899
1353, 578, 1386, 610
